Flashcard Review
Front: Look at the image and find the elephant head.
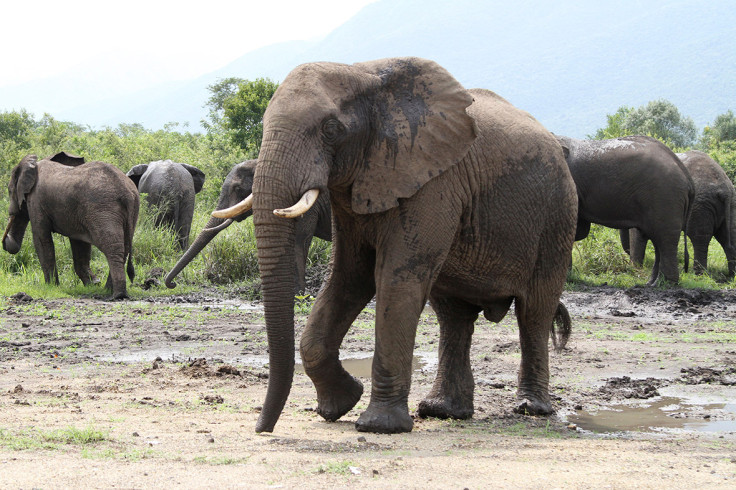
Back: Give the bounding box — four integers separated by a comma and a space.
232, 57, 476, 432
164, 160, 256, 288
3, 155, 39, 254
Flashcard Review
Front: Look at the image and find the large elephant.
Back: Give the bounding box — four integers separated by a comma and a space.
556, 135, 694, 285
164, 159, 332, 292
621, 150, 736, 278
2, 152, 139, 299
218, 57, 578, 434
126, 160, 205, 250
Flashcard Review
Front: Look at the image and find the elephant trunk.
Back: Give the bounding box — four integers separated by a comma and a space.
253, 217, 297, 433
2, 214, 29, 254
164, 216, 233, 288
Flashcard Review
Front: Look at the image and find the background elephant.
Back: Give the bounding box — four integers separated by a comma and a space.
164, 159, 332, 292
2, 152, 139, 299
556, 135, 694, 285
126, 160, 205, 250
235, 57, 577, 434
621, 150, 736, 278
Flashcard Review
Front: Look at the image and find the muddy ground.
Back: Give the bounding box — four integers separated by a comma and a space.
0, 284, 735, 488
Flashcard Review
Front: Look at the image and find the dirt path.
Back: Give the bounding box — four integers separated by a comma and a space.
1, 286, 735, 488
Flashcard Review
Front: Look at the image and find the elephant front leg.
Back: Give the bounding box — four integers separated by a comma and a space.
300, 237, 376, 423
70, 239, 98, 285
33, 229, 58, 284
355, 283, 425, 434
417, 296, 479, 420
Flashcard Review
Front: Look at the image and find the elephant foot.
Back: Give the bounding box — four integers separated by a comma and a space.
315, 373, 363, 422
416, 395, 473, 420
514, 396, 554, 416
111, 290, 129, 301
356, 402, 414, 434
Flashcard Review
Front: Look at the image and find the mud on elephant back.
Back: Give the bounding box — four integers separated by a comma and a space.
2, 152, 139, 299
164, 159, 331, 293
244, 57, 578, 434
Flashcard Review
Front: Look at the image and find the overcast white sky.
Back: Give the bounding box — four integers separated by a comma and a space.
1, 0, 377, 86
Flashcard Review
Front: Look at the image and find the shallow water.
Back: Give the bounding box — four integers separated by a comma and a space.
569, 394, 736, 434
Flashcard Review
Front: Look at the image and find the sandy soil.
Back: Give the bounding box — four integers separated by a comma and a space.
0, 285, 735, 488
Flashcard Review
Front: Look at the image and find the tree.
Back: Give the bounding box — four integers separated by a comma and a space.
202, 77, 245, 132
0, 109, 38, 175
709, 110, 736, 143
222, 78, 279, 155
591, 106, 632, 139
592, 99, 697, 147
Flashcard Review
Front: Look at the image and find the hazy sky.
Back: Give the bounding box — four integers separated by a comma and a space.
2, 0, 377, 87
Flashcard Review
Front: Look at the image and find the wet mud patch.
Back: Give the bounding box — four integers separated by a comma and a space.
679, 367, 736, 386
596, 376, 666, 400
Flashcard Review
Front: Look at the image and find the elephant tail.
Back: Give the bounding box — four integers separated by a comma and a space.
682, 180, 695, 274
126, 249, 135, 282
550, 301, 571, 353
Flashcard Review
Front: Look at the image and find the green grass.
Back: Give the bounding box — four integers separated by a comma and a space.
568, 224, 735, 290
0, 201, 734, 301
0, 425, 108, 451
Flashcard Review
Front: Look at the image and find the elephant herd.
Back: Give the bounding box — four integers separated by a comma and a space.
2, 57, 734, 434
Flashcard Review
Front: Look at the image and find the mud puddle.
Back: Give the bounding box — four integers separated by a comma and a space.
569, 385, 736, 434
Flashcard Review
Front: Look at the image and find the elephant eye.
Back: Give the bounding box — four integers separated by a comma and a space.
321, 118, 345, 144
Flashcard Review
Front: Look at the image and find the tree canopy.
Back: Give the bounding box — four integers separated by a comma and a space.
592, 99, 697, 147
204, 78, 279, 156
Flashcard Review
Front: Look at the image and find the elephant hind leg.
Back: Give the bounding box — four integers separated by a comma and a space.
70, 239, 97, 285
417, 295, 480, 420
647, 233, 680, 286
513, 293, 556, 416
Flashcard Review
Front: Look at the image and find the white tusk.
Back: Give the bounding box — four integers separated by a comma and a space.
274, 189, 320, 218
212, 194, 253, 219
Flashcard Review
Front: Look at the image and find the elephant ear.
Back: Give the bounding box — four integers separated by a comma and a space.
181, 163, 206, 193
49, 151, 85, 166
126, 164, 149, 188
15, 155, 39, 207
351, 57, 477, 214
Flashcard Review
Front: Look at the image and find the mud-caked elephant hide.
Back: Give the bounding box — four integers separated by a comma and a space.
241, 57, 577, 434
2, 152, 139, 299
557, 135, 694, 285
127, 160, 205, 250
165, 159, 332, 292
621, 150, 736, 278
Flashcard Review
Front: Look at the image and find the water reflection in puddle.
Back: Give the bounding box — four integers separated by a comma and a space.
569, 396, 736, 433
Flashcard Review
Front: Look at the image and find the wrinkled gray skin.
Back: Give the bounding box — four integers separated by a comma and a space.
127, 160, 205, 250
557, 135, 694, 285
2, 152, 139, 299
164, 160, 331, 292
252, 57, 577, 434
621, 150, 736, 278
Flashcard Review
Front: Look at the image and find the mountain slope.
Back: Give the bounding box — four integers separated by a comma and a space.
2, 0, 734, 137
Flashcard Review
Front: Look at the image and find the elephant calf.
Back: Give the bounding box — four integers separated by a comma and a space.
621, 150, 736, 278
127, 160, 205, 250
3, 152, 139, 299
557, 135, 695, 285
164, 159, 332, 292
